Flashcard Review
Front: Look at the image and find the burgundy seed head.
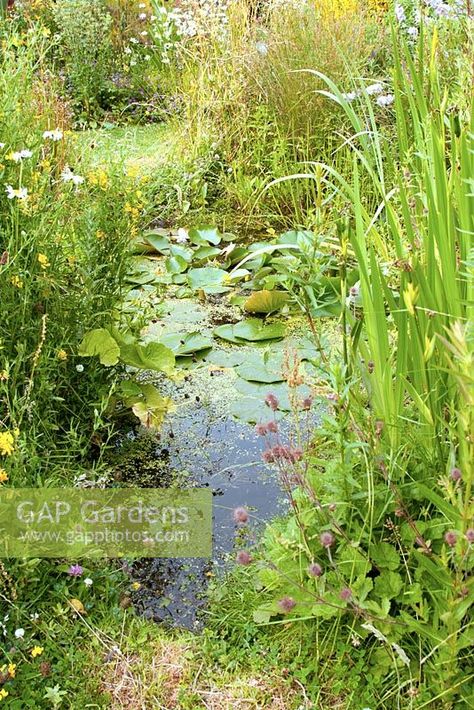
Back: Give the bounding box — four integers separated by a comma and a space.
367, 361, 375, 374
320, 531, 334, 548
233, 507, 249, 524
465, 529, 474, 543
236, 550, 252, 565
340, 587, 352, 601
450, 467, 462, 482
375, 420, 384, 437
278, 596, 296, 613
262, 449, 276, 464
265, 393, 279, 411
444, 531, 457, 547
255, 423, 268, 436
328, 503, 336, 512
301, 397, 313, 411
0, 251, 8, 266
266, 420, 278, 433
308, 562, 323, 578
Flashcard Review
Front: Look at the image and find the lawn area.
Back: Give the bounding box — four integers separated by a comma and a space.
0, 1, 473, 709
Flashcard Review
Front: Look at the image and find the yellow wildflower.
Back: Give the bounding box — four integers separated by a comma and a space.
13, 428, 20, 438
96, 230, 105, 240
7, 663, 16, 678
126, 164, 140, 179
0, 432, 15, 456
131, 582, 141, 590
0, 688, 9, 701
30, 646, 44, 658
0, 370, 8, 381
57, 349, 68, 361
10, 275, 23, 288
88, 169, 108, 189
0, 469, 9, 483
37, 253, 50, 269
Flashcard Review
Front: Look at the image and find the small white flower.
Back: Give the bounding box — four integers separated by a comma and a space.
0, 143, 5, 149
342, 91, 359, 102
138, 2, 146, 7
255, 41, 268, 56
130, 60, 137, 67
175, 228, 189, 244
140, 31, 148, 37
76, 364, 84, 373
376, 94, 394, 107
61, 167, 84, 185
124, 47, 132, 55
130, 37, 139, 44
14, 628, 25, 638
30, 613, 39, 621
139, 13, 147, 20
366, 83, 384, 96
407, 26, 418, 38
6, 185, 28, 200
43, 128, 63, 141
84, 577, 93, 587
12, 149, 33, 162
144, 55, 151, 61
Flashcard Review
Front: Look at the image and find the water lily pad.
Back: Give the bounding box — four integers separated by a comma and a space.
244, 290, 289, 314
142, 233, 171, 254
214, 319, 285, 344
189, 226, 221, 246
161, 331, 213, 356
206, 350, 246, 367
166, 255, 189, 275
187, 267, 228, 292
235, 355, 285, 383
192, 245, 221, 262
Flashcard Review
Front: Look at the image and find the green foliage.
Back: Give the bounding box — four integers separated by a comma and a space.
53, 0, 113, 119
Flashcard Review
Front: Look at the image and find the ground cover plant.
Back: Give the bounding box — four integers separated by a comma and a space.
0, 1, 473, 708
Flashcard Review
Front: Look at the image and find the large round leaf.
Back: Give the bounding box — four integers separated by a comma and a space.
244, 290, 289, 314
187, 267, 228, 292
120, 342, 175, 375
78, 328, 120, 366
161, 331, 213, 356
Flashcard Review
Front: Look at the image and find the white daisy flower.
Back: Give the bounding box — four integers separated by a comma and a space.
84, 577, 93, 587
14, 628, 25, 638
6, 185, 28, 200
76, 364, 84, 373
61, 167, 84, 185
43, 129, 63, 141
12, 149, 33, 162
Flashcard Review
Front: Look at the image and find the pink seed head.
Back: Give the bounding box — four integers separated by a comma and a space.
301, 397, 313, 411
320, 531, 334, 548
450, 467, 462, 482
278, 596, 296, 613
233, 507, 249, 524
340, 587, 352, 601
266, 420, 278, 433
236, 550, 252, 565
255, 423, 268, 436
444, 531, 457, 547
265, 393, 279, 411
465, 529, 474, 543
262, 449, 276, 464
308, 563, 323, 578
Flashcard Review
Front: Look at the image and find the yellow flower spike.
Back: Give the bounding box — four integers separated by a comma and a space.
0, 470, 9, 484
7, 663, 16, 678
57, 349, 68, 362
10, 274, 23, 289
0, 688, 9, 701
131, 582, 141, 590
30, 646, 44, 658
37, 253, 50, 269
0, 432, 15, 457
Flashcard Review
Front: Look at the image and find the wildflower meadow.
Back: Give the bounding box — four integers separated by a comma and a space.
0, 1, 472, 708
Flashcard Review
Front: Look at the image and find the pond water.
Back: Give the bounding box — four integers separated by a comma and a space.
121, 297, 321, 629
